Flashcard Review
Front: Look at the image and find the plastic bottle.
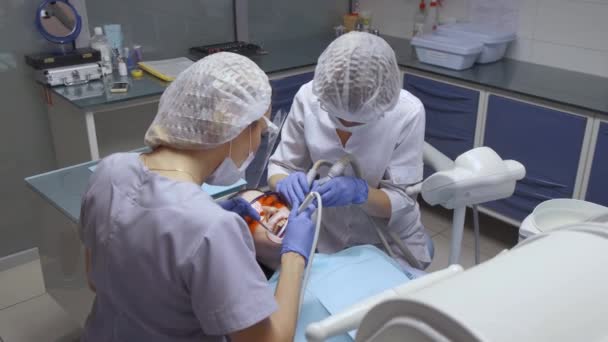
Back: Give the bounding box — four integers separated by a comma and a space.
424, 0, 439, 33
118, 58, 128, 77
90, 27, 112, 75
124, 47, 137, 71
413, 0, 426, 37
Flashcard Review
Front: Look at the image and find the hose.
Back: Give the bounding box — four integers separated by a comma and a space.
297, 192, 323, 310
307, 155, 363, 188
365, 213, 398, 260
306, 155, 424, 269
306, 160, 333, 185
327, 154, 363, 179
296, 155, 360, 310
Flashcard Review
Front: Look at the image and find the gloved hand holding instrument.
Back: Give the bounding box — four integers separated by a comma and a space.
218, 197, 261, 221
276, 171, 310, 207
311, 176, 369, 207
280, 205, 317, 265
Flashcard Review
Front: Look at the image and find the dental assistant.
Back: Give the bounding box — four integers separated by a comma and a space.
79, 52, 316, 342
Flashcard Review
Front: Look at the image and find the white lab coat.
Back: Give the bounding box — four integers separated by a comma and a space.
268, 81, 432, 268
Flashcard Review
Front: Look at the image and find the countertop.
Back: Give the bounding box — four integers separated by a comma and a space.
24, 149, 246, 224
384, 35, 608, 114
51, 33, 608, 114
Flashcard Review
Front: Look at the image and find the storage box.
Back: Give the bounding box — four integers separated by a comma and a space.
411, 34, 483, 70
437, 23, 516, 63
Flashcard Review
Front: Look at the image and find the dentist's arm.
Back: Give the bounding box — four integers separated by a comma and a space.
362, 188, 392, 218
267, 88, 313, 206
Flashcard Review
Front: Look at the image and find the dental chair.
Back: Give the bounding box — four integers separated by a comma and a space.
305, 220, 608, 342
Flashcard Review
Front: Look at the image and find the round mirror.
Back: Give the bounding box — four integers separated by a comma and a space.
36, 0, 82, 44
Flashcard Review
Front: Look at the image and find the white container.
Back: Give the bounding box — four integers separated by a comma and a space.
437, 22, 516, 63
411, 34, 483, 70
519, 198, 608, 241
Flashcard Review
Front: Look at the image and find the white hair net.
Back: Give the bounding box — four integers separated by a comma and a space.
313, 32, 401, 123
144, 52, 271, 149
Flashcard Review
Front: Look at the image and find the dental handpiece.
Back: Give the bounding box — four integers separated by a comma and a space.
297, 192, 317, 214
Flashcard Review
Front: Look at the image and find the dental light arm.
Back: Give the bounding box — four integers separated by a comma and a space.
406, 143, 455, 197
423, 142, 456, 173
417, 146, 525, 265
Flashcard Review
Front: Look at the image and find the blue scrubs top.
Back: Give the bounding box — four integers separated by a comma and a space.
79, 153, 276, 341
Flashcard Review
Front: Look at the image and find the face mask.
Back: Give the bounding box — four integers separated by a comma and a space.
328, 114, 368, 133
207, 128, 255, 186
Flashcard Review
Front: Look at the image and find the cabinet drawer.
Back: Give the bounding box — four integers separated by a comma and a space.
483, 95, 587, 221
484, 183, 560, 222
404, 74, 479, 176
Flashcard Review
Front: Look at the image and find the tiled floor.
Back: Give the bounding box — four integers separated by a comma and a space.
420, 203, 517, 272
0, 204, 518, 341
0, 294, 81, 342
0, 256, 81, 342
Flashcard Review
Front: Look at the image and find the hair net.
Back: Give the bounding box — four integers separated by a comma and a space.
144, 52, 271, 149
312, 32, 401, 123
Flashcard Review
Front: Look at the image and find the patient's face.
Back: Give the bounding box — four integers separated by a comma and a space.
241, 191, 291, 237
259, 205, 290, 236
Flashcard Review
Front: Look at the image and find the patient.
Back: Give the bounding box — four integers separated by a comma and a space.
234, 189, 288, 270
233, 189, 422, 341
240, 190, 290, 238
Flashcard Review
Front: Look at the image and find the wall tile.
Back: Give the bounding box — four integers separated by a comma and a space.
506, 37, 534, 60
534, 0, 608, 51
531, 40, 608, 77
365, 0, 608, 76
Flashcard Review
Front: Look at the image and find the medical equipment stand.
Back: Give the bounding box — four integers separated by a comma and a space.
414, 143, 525, 266
448, 205, 481, 265
450, 206, 467, 265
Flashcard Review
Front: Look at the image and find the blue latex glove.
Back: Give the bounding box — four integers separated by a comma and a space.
276, 172, 310, 207
281, 205, 316, 264
312, 176, 369, 207
218, 197, 261, 222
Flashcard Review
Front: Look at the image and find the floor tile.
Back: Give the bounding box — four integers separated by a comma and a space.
0, 293, 81, 342
427, 234, 491, 273
0, 260, 45, 310
440, 224, 512, 258
421, 204, 518, 258
420, 204, 452, 235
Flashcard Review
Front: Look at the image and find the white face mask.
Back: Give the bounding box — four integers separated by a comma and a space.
206, 128, 255, 186
328, 114, 368, 133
